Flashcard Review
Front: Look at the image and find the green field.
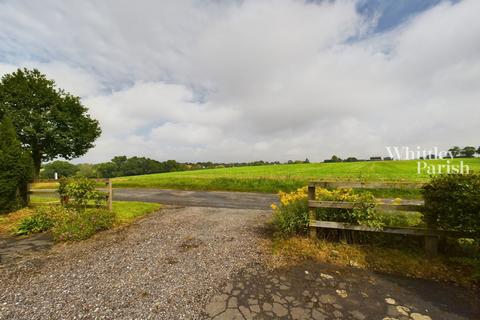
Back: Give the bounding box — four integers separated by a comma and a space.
112, 158, 480, 194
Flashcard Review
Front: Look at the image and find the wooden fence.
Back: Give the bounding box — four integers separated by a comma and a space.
307, 181, 475, 256
27, 178, 113, 211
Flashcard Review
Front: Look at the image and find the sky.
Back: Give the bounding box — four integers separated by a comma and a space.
0, 0, 478, 163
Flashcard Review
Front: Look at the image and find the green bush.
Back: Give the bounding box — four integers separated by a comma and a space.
15, 207, 54, 235
422, 174, 480, 233
16, 205, 115, 241
58, 177, 105, 209
272, 197, 310, 236
51, 206, 115, 241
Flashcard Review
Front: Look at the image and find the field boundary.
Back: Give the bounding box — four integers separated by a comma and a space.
309, 181, 424, 189
307, 181, 477, 256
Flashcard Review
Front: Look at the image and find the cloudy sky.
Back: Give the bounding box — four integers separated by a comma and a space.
0, 0, 478, 163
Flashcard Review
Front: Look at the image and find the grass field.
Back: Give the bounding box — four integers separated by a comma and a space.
112, 158, 480, 194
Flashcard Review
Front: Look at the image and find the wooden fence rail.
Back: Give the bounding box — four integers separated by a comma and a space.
309, 181, 424, 190
27, 178, 113, 211
307, 181, 476, 257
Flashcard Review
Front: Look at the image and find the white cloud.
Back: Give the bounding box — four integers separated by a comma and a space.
0, 0, 479, 163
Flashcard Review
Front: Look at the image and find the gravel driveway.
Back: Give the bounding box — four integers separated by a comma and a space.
0, 206, 271, 319
1, 205, 478, 319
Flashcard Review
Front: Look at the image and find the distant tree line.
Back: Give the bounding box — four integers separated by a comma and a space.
39, 145, 480, 180
323, 155, 388, 163
40, 156, 185, 179
448, 146, 479, 158
39, 157, 309, 179
324, 145, 480, 163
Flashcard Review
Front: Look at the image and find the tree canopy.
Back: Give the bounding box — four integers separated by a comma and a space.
0, 68, 101, 176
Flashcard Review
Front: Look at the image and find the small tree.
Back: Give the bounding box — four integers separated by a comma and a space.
330, 155, 342, 162
0, 117, 33, 213
0, 68, 101, 177
461, 146, 476, 158
448, 146, 461, 158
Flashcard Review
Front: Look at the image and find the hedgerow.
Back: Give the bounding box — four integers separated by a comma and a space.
422, 173, 480, 233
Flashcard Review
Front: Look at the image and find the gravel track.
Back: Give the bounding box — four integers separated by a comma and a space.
0, 206, 271, 319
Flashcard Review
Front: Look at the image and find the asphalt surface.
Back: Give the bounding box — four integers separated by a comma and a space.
113, 188, 278, 210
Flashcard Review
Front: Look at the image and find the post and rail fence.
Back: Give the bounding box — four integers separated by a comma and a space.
307, 181, 477, 256
27, 178, 113, 211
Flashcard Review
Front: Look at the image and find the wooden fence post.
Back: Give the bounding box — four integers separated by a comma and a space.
424, 235, 438, 257
107, 179, 113, 211
308, 184, 317, 239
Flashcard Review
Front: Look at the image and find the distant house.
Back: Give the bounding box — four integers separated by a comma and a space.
370, 156, 382, 161
383, 157, 393, 161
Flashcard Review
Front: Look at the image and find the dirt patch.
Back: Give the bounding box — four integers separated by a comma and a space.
179, 236, 204, 252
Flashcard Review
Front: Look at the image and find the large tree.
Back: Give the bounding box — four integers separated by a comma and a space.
0, 68, 101, 176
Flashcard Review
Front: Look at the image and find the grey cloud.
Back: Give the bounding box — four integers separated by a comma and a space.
0, 0, 478, 163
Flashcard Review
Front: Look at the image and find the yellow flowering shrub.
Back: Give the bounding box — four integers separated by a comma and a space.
272, 187, 383, 236
272, 187, 310, 235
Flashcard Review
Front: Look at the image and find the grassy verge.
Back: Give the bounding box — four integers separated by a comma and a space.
0, 208, 35, 235
0, 201, 161, 236
113, 201, 161, 224
272, 236, 478, 287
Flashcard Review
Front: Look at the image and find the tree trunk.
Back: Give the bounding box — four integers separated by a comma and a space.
32, 150, 42, 179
